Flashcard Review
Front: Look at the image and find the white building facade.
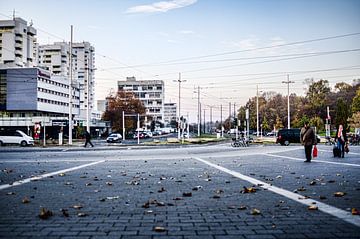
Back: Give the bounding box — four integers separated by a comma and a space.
164, 103, 177, 126
118, 77, 165, 123
0, 17, 37, 68
38, 41, 95, 128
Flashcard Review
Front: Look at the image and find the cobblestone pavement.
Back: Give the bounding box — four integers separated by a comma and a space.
0, 144, 359, 238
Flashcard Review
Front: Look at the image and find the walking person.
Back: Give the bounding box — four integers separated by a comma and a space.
335, 124, 347, 158
84, 130, 94, 148
300, 120, 316, 162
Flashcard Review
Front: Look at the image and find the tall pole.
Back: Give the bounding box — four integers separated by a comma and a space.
282, 75, 295, 129
86, 67, 90, 133
210, 106, 213, 134
68, 25, 73, 145
122, 111, 125, 140
203, 108, 206, 134
220, 104, 223, 137
256, 84, 259, 137
229, 102, 231, 131
176, 73, 184, 139
199, 103, 202, 134
197, 86, 200, 137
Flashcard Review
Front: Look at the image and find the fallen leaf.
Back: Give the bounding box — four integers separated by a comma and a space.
106, 182, 113, 186
77, 212, 87, 217
319, 196, 327, 200
238, 205, 247, 210
61, 209, 69, 217
22, 197, 30, 204
334, 192, 346, 197
182, 192, 192, 197
142, 202, 150, 208
85, 183, 92, 186
276, 175, 282, 179
158, 187, 166, 193
250, 208, 261, 215
106, 196, 120, 200
58, 173, 66, 177
352, 208, 359, 215
153, 226, 166, 232
192, 186, 202, 191
241, 186, 257, 193
72, 205, 83, 209
39, 208, 53, 219
173, 197, 183, 201
156, 201, 165, 207
212, 195, 221, 199
308, 205, 318, 210
297, 186, 306, 192
215, 189, 224, 194
309, 181, 316, 186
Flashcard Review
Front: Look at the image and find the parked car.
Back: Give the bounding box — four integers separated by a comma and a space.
106, 133, 122, 143
276, 128, 320, 146
0, 130, 34, 146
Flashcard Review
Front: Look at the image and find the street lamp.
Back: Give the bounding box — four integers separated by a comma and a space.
256, 85, 263, 137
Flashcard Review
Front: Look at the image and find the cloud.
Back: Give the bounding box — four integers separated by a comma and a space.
178, 30, 195, 35
126, 0, 197, 14
222, 37, 259, 50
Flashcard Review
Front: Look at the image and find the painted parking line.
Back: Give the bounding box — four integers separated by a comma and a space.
193, 156, 360, 228
0, 160, 106, 191
265, 153, 360, 167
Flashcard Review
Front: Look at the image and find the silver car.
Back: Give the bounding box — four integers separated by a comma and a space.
106, 133, 122, 143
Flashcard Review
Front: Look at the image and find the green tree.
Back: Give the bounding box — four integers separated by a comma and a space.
261, 116, 270, 132
351, 89, 360, 113
310, 116, 324, 131
335, 98, 350, 128
305, 79, 331, 119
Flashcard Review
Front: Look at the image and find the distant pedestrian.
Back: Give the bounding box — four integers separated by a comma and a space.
300, 120, 316, 162
84, 130, 94, 148
335, 124, 347, 158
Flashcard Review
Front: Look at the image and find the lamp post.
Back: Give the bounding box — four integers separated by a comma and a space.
282, 75, 295, 129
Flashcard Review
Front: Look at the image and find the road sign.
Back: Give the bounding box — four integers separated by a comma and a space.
52, 120, 68, 126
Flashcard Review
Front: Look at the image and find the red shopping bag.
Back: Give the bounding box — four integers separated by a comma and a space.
313, 145, 318, 158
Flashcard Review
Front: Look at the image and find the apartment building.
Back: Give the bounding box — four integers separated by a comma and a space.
0, 17, 37, 68
118, 77, 165, 123
38, 41, 95, 126
164, 103, 177, 126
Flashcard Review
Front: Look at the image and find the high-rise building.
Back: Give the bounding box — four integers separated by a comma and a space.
164, 103, 177, 126
38, 41, 95, 127
0, 17, 37, 68
118, 77, 165, 123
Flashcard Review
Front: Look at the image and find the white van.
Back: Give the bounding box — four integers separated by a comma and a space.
0, 130, 34, 146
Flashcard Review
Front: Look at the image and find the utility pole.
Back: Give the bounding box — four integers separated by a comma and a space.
197, 86, 200, 137
256, 84, 259, 137
199, 103, 202, 135
68, 25, 73, 145
229, 102, 231, 131
282, 75, 295, 129
86, 67, 90, 133
220, 104, 223, 137
210, 106, 213, 134
203, 108, 206, 134
175, 73, 185, 139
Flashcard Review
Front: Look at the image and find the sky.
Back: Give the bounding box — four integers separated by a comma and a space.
1, 0, 360, 123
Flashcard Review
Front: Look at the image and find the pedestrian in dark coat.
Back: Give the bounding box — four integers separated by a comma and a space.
84, 130, 94, 148
335, 124, 347, 158
300, 121, 316, 162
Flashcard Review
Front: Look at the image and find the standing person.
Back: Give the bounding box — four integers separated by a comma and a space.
300, 121, 316, 162
84, 130, 94, 148
335, 124, 347, 158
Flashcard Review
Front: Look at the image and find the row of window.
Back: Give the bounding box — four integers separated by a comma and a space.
37, 98, 80, 108
37, 87, 69, 98
37, 77, 69, 89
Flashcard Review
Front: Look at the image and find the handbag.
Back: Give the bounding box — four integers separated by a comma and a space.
312, 145, 318, 158
345, 143, 349, 153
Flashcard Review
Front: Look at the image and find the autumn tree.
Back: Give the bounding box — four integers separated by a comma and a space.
335, 98, 350, 129
102, 90, 146, 133
305, 79, 331, 119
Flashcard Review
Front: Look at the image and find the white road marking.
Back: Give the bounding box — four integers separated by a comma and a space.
0, 160, 106, 191
265, 153, 360, 167
193, 156, 360, 228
